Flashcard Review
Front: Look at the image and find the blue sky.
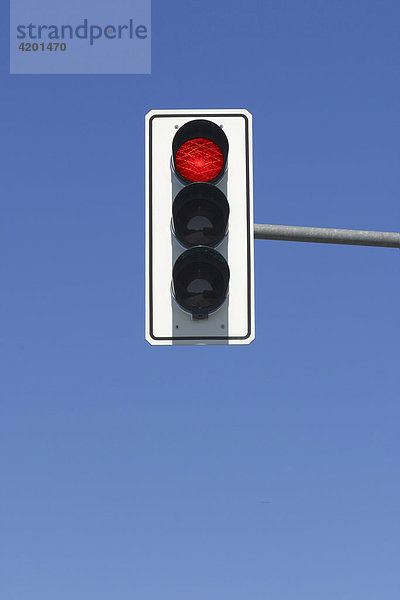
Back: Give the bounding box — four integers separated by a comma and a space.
1, 1, 399, 599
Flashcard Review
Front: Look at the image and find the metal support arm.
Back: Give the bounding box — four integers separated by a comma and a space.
254, 224, 400, 249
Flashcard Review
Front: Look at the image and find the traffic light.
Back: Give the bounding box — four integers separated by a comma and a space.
145, 109, 254, 345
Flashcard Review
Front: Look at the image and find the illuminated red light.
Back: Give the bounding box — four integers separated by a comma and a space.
175, 137, 224, 182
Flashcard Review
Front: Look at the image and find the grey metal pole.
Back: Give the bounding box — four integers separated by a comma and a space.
254, 224, 400, 249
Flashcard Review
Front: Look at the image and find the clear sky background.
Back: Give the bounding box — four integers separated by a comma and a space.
1, 1, 399, 599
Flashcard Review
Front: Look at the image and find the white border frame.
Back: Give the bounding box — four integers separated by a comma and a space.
145, 109, 254, 346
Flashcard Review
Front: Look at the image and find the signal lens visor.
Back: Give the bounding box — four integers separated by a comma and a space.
172, 119, 228, 184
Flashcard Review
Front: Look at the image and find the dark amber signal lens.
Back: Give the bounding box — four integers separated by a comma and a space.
172, 183, 229, 248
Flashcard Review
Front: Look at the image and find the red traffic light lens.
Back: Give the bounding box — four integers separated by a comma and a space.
175, 138, 224, 182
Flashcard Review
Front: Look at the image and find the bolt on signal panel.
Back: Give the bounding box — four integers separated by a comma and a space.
145, 109, 254, 346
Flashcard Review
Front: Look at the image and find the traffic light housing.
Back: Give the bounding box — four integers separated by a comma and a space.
145, 109, 254, 345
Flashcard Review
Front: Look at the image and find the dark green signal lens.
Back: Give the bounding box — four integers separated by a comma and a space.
172, 247, 230, 318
